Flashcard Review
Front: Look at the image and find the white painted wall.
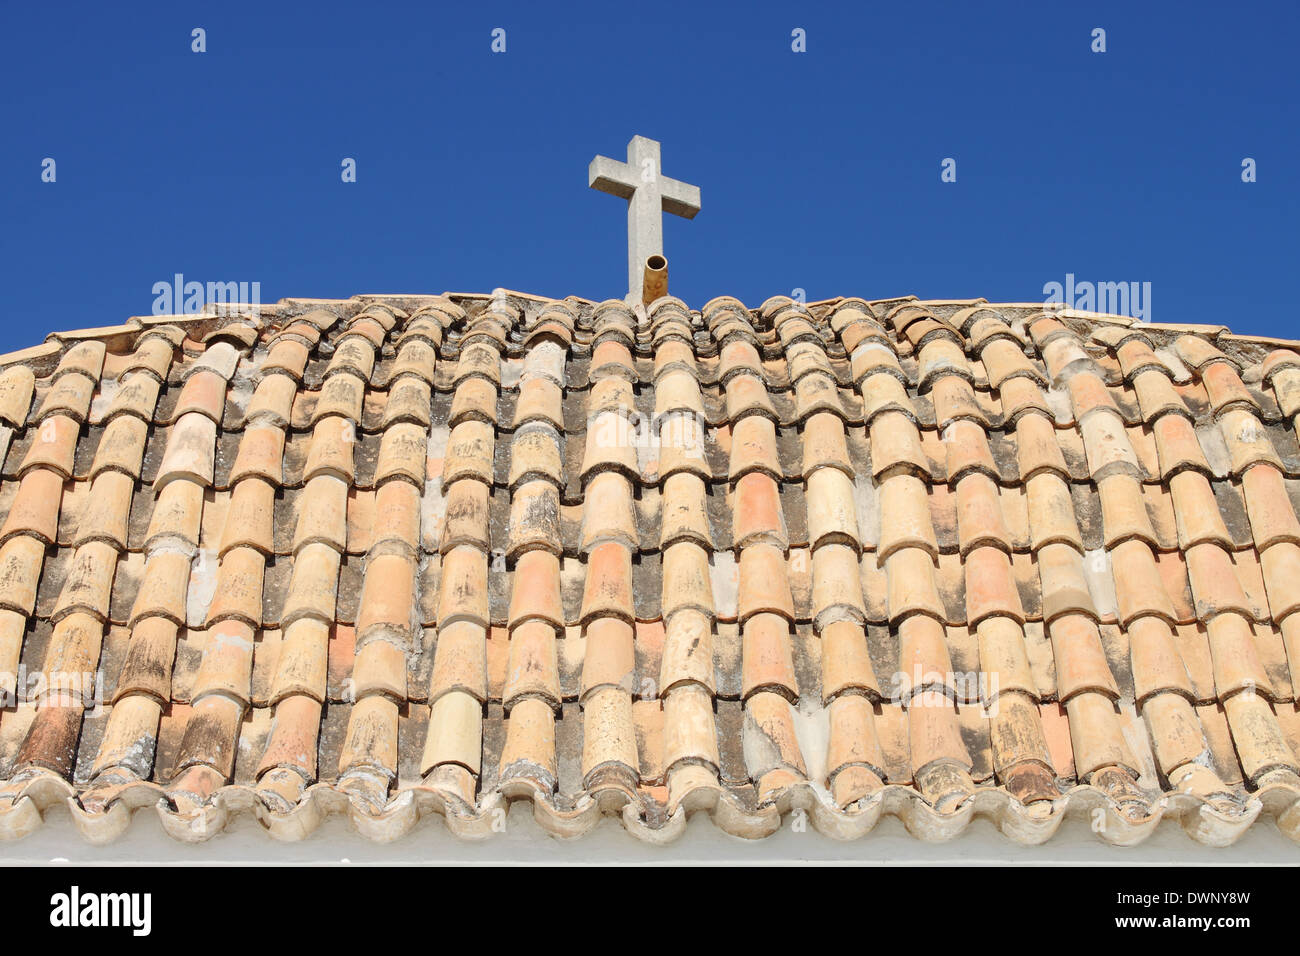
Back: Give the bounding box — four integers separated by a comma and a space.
3, 803, 1297, 865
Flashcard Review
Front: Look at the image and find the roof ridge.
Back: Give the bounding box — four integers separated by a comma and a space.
4, 294, 1299, 371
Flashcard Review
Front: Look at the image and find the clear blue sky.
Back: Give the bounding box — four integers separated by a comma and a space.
3, 1, 1296, 351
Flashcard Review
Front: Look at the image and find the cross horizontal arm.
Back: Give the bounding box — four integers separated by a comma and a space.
660, 176, 701, 220
588, 155, 636, 199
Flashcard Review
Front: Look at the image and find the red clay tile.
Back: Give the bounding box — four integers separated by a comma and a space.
732, 471, 787, 549
1185, 542, 1252, 622
52, 540, 117, 621
976, 615, 1038, 700
654, 370, 704, 420
581, 616, 635, 698
1222, 691, 1297, 782
998, 377, 1052, 423
503, 619, 562, 708
1025, 472, 1083, 551
375, 421, 428, 486
580, 411, 638, 482
724, 373, 778, 424
508, 548, 564, 632
885, 547, 946, 624
1111, 539, 1176, 626
907, 692, 972, 781
811, 543, 867, 628
206, 546, 266, 627
281, 542, 341, 627
422, 629, 490, 730
895, 613, 954, 699
662, 681, 719, 772
943, 420, 997, 483
1013, 411, 1068, 479
352, 637, 408, 700
269, 617, 330, 703
821, 619, 880, 701
0, 366, 34, 428
740, 611, 796, 700
371, 477, 421, 553
661, 542, 715, 621
860, 373, 915, 426
246, 373, 298, 427
745, 690, 808, 783
1261, 541, 1300, 623
1079, 408, 1139, 478
1205, 611, 1272, 699
174, 369, 228, 424
827, 693, 886, 785
930, 375, 987, 429
1037, 543, 1097, 623
877, 474, 937, 561
964, 546, 1024, 626
441, 477, 491, 553
312, 372, 367, 426
1067, 371, 1120, 419
73, 469, 134, 550
582, 471, 638, 549
127, 549, 191, 626
257, 693, 322, 779
659, 472, 711, 549
90, 415, 149, 479
1241, 463, 1300, 551
1065, 692, 1138, 779
955, 472, 1009, 556
191, 619, 257, 704
801, 411, 852, 477
1048, 612, 1118, 700
988, 696, 1057, 799
21, 414, 80, 478
737, 543, 795, 623
294, 474, 349, 553
1201, 361, 1256, 414
230, 424, 286, 486
0, 467, 64, 544
1154, 550, 1196, 624
443, 420, 496, 485
580, 541, 634, 624
220, 477, 275, 554
589, 377, 637, 421
1167, 470, 1231, 548
1097, 473, 1158, 548
336, 693, 399, 778
591, 339, 634, 379
449, 377, 498, 427
869, 410, 928, 480
728, 414, 781, 481
1218, 407, 1283, 475
38, 373, 97, 424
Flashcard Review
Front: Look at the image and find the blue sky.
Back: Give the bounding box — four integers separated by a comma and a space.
2, 1, 1296, 351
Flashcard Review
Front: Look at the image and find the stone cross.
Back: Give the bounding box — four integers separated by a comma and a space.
588, 135, 701, 299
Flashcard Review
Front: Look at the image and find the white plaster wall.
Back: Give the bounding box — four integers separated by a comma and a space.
3, 803, 1298, 865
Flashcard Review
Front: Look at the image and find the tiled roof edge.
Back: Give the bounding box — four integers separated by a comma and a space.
1, 769, 1296, 846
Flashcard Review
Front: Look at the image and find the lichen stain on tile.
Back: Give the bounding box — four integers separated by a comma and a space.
709, 552, 738, 621
856, 476, 880, 548
185, 547, 220, 628
1082, 548, 1118, 620
790, 697, 831, 790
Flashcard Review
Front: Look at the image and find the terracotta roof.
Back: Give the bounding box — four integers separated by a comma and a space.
1, 291, 1300, 848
